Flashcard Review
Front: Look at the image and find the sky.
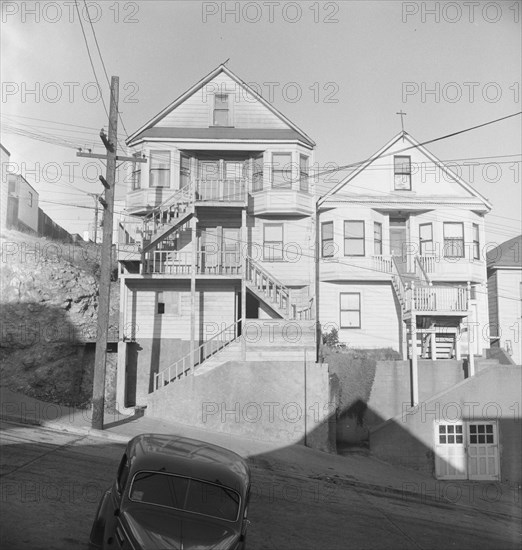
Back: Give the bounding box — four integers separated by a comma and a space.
1, 0, 521, 245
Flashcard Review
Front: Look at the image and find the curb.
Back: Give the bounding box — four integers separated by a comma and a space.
1, 414, 131, 443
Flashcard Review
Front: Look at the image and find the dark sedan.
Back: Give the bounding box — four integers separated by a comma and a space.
89, 434, 251, 550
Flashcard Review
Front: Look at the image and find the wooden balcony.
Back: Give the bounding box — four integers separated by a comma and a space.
142, 250, 242, 277
403, 285, 468, 318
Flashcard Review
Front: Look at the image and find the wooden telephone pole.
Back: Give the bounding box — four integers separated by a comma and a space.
77, 76, 146, 429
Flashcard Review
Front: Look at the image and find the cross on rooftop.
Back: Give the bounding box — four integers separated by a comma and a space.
396, 110, 407, 132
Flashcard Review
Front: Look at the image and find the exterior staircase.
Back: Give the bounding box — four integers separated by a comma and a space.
245, 256, 313, 320
141, 184, 195, 253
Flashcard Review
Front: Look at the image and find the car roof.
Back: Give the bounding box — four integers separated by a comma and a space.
125, 434, 250, 494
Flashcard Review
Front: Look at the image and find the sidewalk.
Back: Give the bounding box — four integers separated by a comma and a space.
1, 385, 520, 521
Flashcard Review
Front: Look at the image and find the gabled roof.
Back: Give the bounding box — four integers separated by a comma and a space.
318, 131, 492, 210
487, 235, 522, 269
126, 64, 315, 148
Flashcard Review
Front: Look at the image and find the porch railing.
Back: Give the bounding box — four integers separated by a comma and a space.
154, 318, 242, 390
143, 249, 242, 275
412, 285, 467, 312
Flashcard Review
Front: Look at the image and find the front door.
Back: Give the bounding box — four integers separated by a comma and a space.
390, 218, 409, 270
434, 421, 500, 480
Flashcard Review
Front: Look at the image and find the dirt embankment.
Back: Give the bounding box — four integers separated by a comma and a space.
1, 229, 119, 408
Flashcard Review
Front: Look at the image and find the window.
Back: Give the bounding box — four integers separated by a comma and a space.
322, 222, 334, 258
252, 155, 263, 192
438, 424, 464, 445
180, 154, 191, 189
394, 155, 411, 190
472, 223, 480, 260
374, 222, 382, 255
272, 153, 292, 189
443, 222, 464, 258
344, 221, 365, 256
157, 292, 165, 314
263, 224, 283, 261
131, 162, 141, 190
299, 155, 309, 192
213, 94, 230, 126
28, 191, 33, 207
150, 151, 170, 187
340, 293, 361, 329
419, 223, 433, 255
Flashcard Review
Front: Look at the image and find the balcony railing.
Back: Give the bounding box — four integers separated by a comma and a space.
407, 284, 468, 313
143, 249, 242, 276
195, 179, 246, 203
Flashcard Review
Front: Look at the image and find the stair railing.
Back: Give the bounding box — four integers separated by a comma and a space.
142, 183, 195, 240
154, 317, 242, 390
391, 256, 409, 308
414, 255, 431, 285
245, 256, 291, 316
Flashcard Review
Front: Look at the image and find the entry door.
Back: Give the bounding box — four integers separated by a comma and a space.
434, 422, 467, 479
467, 422, 499, 480
390, 218, 408, 269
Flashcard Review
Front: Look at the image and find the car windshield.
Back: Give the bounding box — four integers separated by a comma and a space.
129, 472, 240, 522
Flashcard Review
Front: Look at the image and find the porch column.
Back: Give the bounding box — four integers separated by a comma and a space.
190, 216, 198, 374
241, 209, 247, 360
410, 282, 419, 406
467, 281, 475, 377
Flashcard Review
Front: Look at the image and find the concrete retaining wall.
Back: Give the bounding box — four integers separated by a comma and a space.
370, 365, 522, 483
367, 360, 465, 424
146, 360, 334, 452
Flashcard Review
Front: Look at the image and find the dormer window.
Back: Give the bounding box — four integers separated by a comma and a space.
213, 94, 230, 126
394, 155, 411, 190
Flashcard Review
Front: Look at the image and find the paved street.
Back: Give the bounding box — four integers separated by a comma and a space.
1, 420, 520, 550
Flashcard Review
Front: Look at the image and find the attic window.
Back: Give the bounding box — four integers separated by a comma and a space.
394, 155, 411, 190
213, 94, 230, 126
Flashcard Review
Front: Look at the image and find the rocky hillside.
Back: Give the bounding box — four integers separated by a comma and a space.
0, 229, 119, 408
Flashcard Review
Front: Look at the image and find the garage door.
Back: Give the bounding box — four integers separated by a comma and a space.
434, 421, 499, 481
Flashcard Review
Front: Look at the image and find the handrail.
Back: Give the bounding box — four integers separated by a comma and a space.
143, 182, 195, 223
246, 256, 288, 291
414, 255, 431, 285
154, 318, 242, 390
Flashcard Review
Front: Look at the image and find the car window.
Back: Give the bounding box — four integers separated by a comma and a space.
116, 454, 130, 493
129, 472, 240, 522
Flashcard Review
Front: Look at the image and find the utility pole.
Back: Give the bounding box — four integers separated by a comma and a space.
77, 76, 146, 429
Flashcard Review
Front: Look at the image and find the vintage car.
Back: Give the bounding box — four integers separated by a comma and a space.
89, 433, 251, 550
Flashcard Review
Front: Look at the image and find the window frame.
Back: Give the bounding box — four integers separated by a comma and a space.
340, 292, 361, 329
419, 223, 433, 256
344, 220, 365, 257
263, 223, 284, 261
212, 93, 231, 127
271, 152, 293, 189
373, 222, 383, 256
443, 222, 465, 258
394, 155, 412, 190
472, 223, 480, 260
321, 221, 334, 258
149, 150, 171, 188
299, 154, 309, 192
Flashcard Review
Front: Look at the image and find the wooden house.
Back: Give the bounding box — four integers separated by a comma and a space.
117, 65, 316, 408
318, 132, 492, 379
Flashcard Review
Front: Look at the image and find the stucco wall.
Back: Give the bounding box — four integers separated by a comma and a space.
146, 360, 333, 452
370, 365, 522, 483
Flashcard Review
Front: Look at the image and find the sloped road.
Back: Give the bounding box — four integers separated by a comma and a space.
0, 421, 519, 550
